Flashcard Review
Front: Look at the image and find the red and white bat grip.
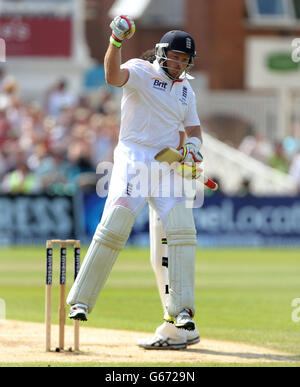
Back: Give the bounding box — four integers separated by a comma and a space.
204, 176, 218, 191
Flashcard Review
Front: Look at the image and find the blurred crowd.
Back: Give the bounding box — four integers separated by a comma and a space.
238, 132, 296, 174
238, 130, 300, 190
0, 70, 119, 195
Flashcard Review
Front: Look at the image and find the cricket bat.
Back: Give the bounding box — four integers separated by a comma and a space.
155, 147, 218, 191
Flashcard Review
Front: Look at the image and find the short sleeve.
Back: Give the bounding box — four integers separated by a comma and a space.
121, 59, 148, 90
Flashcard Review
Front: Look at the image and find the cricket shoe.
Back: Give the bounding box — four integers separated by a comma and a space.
166, 309, 195, 331
157, 321, 200, 346
137, 322, 200, 350
68, 303, 88, 321
137, 334, 187, 350
186, 328, 200, 346
137, 323, 187, 350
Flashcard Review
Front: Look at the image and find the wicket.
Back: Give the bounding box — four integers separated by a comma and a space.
45, 239, 81, 352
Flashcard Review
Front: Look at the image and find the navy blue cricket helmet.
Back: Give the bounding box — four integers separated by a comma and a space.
155, 30, 196, 78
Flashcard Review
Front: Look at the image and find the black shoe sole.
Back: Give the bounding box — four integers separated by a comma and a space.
175, 321, 195, 331
69, 313, 87, 322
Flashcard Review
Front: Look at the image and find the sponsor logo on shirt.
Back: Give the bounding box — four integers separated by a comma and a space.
152, 77, 167, 91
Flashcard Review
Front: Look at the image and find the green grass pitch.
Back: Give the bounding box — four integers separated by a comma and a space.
0, 246, 300, 367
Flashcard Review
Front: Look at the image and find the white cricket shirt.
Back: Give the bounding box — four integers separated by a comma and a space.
119, 59, 200, 151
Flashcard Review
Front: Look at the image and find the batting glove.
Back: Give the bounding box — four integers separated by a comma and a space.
180, 138, 203, 164
177, 138, 203, 180
110, 15, 136, 43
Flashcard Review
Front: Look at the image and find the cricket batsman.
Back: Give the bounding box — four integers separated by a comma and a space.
67, 15, 203, 349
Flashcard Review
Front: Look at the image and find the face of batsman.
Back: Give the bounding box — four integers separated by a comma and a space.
165, 51, 191, 80
155, 30, 196, 80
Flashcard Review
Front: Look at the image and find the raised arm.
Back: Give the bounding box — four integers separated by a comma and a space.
104, 45, 129, 87
104, 15, 135, 87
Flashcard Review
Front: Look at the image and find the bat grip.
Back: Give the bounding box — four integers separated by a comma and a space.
204, 176, 218, 191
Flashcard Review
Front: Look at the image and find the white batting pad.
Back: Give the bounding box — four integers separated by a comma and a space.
67, 206, 135, 311
149, 205, 169, 315
165, 202, 197, 317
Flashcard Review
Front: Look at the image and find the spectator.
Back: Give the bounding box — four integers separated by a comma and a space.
239, 132, 273, 164
93, 114, 118, 164
0, 108, 11, 145
97, 88, 116, 115
1, 152, 40, 194
269, 141, 289, 174
0, 150, 7, 179
0, 76, 19, 110
0, 67, 6, 90
36, 149, 75, 195
46, 79, 77, 118
289, 151, 300, 193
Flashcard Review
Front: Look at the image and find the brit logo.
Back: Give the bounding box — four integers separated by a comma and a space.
152, 77, 168, 91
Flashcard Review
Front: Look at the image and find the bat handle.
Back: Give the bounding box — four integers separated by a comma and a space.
203, 176, 218, 191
